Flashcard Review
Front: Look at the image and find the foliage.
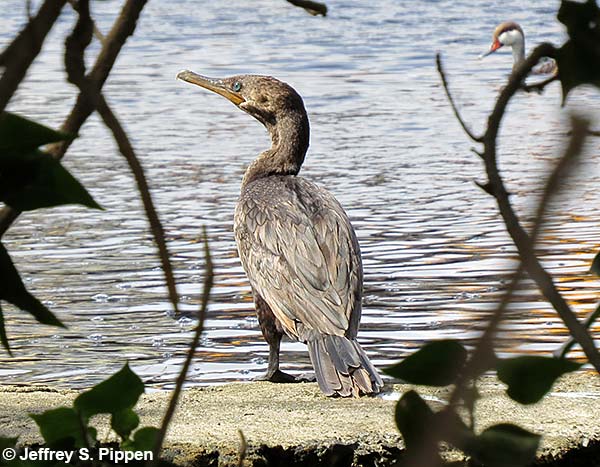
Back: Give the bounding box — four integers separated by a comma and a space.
0, 112, 100, 211
0, 112, 102, 353
0, 365, 160, 466
387, 341, 580, 465
25, 364, 157, 464
389, 1, 600, 466
31, 364, 158, 449
555, 0, 600, 101
0, 0, 217, 465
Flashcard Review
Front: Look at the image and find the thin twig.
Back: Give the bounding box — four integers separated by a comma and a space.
67, 0, 105, 43
530, 115, 587, 242
237, 430, 248, 467
0, 0, 148, 238
481, 44, 600, 372
61, 0, 180, 315
96, 95, 181, 315
151, 227, 213, 464
285, 0, 327, 16
408, 50, 597, 467
522, 74, 559, 94
0, 0, 68, 113
436, 53, 484, 143
483, 43, 558, 161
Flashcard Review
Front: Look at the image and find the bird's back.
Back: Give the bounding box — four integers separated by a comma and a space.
234, 175, 363, 341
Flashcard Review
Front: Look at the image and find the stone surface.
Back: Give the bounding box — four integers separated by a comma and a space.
1, 373, 599, 466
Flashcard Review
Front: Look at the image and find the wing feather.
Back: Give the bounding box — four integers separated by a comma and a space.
234, 176, 362, 338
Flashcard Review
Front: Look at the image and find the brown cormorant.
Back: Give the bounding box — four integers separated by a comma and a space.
177, 71, 383, 397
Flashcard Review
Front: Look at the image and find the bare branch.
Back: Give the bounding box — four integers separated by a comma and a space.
522, 74, 559, 94
436, 53, 484, 143
64, 0, 93, 86
0, 0, 68, 113
286, 0, 327, 16
409, 117, 590, 467
480, 44, 600, 371
470, 147, 484, 159
151, 227, 213, 464
483, 43, 557, 154
0, 0, 148, 238
67, 0, 105, 44
96, 94, 181, 316
237, 430, 248, 467
530, 115, 587, 241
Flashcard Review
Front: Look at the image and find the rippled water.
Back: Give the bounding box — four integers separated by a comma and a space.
1, 0, 599, 388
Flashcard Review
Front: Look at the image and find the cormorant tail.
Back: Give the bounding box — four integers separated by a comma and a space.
306, 334, 383, 397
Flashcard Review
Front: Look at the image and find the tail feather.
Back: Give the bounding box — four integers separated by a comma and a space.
308, 339, 345, 395
352, 339, 384, 388
323, 335, 360, 372
307, 334, 383, 397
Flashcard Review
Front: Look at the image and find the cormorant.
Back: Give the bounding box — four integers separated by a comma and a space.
177, 71, 383, 397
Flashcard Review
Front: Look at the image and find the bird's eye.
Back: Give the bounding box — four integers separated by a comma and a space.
232, 81, 242, 92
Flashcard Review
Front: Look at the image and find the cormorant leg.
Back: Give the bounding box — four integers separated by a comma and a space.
253, 291, 298, 383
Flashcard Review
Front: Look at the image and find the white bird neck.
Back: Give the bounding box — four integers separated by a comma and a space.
511, 40, 525, 68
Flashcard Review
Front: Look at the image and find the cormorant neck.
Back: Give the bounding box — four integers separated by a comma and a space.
242, 110, 310, 188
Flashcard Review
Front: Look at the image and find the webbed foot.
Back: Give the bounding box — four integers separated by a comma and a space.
255, 369, 307, 383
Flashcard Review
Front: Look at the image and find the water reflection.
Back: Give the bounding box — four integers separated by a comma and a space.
0, 0, 599, 388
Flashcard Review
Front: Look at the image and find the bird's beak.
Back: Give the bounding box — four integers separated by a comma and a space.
177, 70, 245, 105
480, 39, 502, 58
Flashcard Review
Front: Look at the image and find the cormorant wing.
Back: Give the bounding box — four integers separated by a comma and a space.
234, 177, 362, 339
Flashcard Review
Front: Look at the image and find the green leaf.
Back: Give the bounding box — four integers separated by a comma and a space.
74, 363, 144, 419
30, 407, 95, 448
384, 340, 468, 386
0, 112, 73, 153
0, 243, 64, 329
394, 390, 434, 450
122, 426, 160, 452
0, 151, 102, 211
111, 408, 140, 441
467, 423, 541, 467
0, 436, 18, 450
556, 0, 600, 102
497, 356, 582, 404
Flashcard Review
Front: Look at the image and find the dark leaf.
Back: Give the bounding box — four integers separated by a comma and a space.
30, 407, 95, 448
74, 363, 144, 419
0, 303, 10, 355
497, 356, 581, 404
0, 436, 18, 450
467, 423, 541, 467
0, 112, 73, 153
556, 0, 600, 101
590, 250, 600, 276
111, 408, 140, 441
0, 243, 64, 328
122, 427, 160, 452
394, 390, 435, 450
384, 340, 468, 386
437, 410, 475, 451
0, 151, 102, 211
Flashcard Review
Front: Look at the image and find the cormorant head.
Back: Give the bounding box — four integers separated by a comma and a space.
482, 21, 524, 57
177, 71, 307, 129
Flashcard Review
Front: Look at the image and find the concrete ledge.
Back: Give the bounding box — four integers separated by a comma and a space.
1, 373, 599, 466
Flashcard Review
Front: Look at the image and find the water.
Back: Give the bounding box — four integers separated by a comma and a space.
1, 0, 599, 389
